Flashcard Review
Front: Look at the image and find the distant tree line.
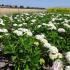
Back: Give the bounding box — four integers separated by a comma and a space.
0, 4, 45, 9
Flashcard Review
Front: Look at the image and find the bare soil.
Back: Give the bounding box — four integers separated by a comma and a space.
0, 8, 46, 14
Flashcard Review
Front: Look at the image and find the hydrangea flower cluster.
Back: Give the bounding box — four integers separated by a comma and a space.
13, 28, 32, 36
35, 34, 63, 60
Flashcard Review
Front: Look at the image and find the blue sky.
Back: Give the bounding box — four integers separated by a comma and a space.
0, 0, 70, 8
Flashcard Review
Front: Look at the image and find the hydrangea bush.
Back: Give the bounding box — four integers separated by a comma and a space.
0, 13, 70, 70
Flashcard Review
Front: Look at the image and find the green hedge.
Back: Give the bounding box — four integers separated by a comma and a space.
47, 8, 70, 13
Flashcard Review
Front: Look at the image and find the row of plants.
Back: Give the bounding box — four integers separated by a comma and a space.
0, 13, 70, 70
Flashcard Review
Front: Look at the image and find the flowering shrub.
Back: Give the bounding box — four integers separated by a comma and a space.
0, 13, 70, 70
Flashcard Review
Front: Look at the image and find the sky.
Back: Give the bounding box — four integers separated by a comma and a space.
0, 0, 70, 8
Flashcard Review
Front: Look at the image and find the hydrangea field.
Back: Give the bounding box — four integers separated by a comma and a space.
0, 13, 70, 70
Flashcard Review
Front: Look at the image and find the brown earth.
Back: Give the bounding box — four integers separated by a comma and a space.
0, 8, 46, 14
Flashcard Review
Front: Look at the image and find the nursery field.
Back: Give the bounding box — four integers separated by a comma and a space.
0, 13, 70, 70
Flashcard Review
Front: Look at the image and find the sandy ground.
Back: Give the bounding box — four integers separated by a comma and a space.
0, 8, 46, 14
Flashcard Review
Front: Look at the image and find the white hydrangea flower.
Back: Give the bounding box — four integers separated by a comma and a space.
23, 23, 27, 25
49, 46, 58, 54
0, 19, 5, 25
47, 22, 57, 30
31, 23, 34, 25
5, 33, 9, 36
0, 35, 2, 38
13, 24, 17, 26
3, 29, 8, 32
58, 53, 63, 59
34, 42, 39, 46
58, 18, 62, 21
22, 18, 25, 21
0, 22, 5, 25
65, 52, 70, 63
43, 43, 51, 48
49, 46, 59, 60
18, 28, 28, 32
31, 19, 36, 22
13, 30, 23, 36
26, 31, 33, 36
18, 28, 32, 36
52, 18, 56, 21
49, 53, 59, 60
41, 39, 48, 44
14, 17, 17, 19
50, 25, 57, 30
58, 28, 66, 33
59, 37, 63, 40
18, 20, 21, 22
0, 29, 3, 32
35, 34, 45, 40
9, 16, 13, 21
64, 19, 67, 21
42, 23, 47, 26
18, 24, 23, 27
48, 46, 58, 60
63, 24, 70, 28
40, 34, 45, 38
67, 14, 70, 16
48, 21, 52, 24
11, 28, 15, 31
53, 22, 59, 24
65, 66, 70, 70
52, 59, 63, 70
26, 17, 29, 20
16, 15, 19, 17
64, 20, 69, 23
35, 35, 43, 40
0, 28, 8, 33
37, 25, 42, 28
